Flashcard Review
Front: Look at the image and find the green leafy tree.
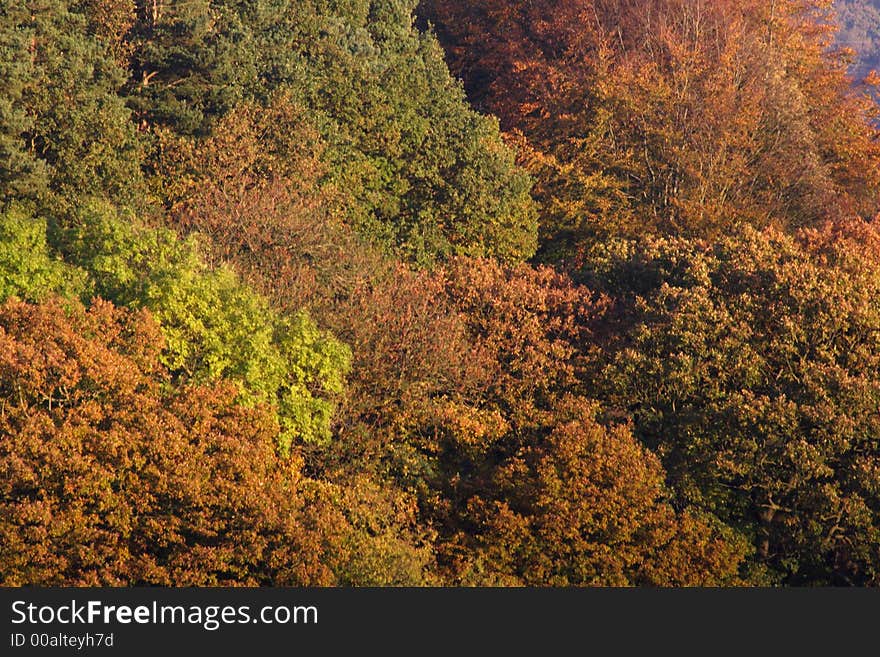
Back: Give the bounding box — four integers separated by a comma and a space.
60, 199, 350, 451
128, 0, 537, 262
72, 0, 137, 66
127, 0, 254, 136
579, 222, 880, 584
0, 204, 88, 302
0, 0, 144, 212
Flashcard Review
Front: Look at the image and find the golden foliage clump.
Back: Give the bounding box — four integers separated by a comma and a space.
423, 0, 880, 254
0, 296, 349, 585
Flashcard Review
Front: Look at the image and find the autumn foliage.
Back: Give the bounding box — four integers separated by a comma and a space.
422, 0, 880, 254
319, 257, 747, 585
579, 221, 880, 584
0, 298, 329, 585
4, 0, 880, 587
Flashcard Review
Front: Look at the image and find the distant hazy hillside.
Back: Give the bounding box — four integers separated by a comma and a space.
836, 0, 880, 79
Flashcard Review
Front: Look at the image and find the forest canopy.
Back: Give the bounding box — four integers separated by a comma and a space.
3, 0, 880, 586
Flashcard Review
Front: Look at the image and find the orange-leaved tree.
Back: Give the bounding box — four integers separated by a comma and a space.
421, 0, 880, 256
327, 257, 747, 584
0, 296, 397, 585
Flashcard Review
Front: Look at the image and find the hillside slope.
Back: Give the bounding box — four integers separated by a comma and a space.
836, 0, 880, 79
